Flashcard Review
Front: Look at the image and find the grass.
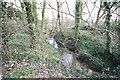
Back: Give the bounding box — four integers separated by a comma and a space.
3, 29, 91, 78
2, 19, 119, 78
7, 31, 61, 61
5, 69, 37, 78
2, 28, 104, 78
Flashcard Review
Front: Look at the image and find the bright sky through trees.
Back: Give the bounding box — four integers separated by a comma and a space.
3, 0, 118, 22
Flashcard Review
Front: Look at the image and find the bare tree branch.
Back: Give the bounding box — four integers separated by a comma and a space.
65, 0, 70, 14
46, 2, 118, 38
90, 1, 120, 16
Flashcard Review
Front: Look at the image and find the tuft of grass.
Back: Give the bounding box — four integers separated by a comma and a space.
5, 69, 37, 78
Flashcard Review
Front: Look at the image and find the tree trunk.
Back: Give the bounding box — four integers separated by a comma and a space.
56, 1, 61, 32
1, 2, 10, 61
41, 0, 46, 33
24, 2, 35, 49
118, 8, 120, 54
95, 2, 102, 25
75, 1, 83, 41
104, 2, 112, 55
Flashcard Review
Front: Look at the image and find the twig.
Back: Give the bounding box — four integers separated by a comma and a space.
89, 26, 118, 38
65, 0, 70, 14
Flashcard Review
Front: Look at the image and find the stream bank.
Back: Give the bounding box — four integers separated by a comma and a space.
45, 36, 94, 76
53, 30, 120, 77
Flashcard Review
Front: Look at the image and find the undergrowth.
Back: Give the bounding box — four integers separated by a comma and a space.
2, 26, 119, 78
2, 32, 95, 78
54, 29, 120, 76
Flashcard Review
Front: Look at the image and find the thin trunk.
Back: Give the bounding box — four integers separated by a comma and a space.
61, 3, 63, 31
118, 8, 120, 53
95, 2, 106, 25
104, 2, 112, 55
95, 2, 102, 25
56, 1, 61, 32
32, 2, 39, 36
75, 1, 83, 40
52, 9, 55, 30
118, 24, 120, 53
41, 0, 46, 33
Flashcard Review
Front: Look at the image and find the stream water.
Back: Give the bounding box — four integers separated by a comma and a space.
46, 37, 93, 75
46, 37, 81, 69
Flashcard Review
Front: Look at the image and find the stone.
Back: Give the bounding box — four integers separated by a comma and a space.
61, 53, 73, 70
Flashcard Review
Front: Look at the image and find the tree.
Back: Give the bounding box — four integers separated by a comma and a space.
56, 0, 61, 32
41, 0, 46, 33
104, 2, 119, 55
75, 1, 83, 41
104, 2, 112, 55
1, 2, 10, 60
23, 1, 38, 49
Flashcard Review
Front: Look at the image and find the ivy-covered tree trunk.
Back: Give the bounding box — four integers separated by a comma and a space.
24, 2, 36, 49
75, 1, 83, 41
32, 2, 39, 37
57, 1, 61, 32
104, 2, 112, 55
118, 8, 120, 54
41, 0, 46, 33
1, 23, 9, 54
117, 27, 120, 57
1, 2, 10, 60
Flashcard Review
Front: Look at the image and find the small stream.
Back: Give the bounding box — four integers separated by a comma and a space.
46, 37, 93, 75
46, 37, 80, 68
45, 37, 81, 69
